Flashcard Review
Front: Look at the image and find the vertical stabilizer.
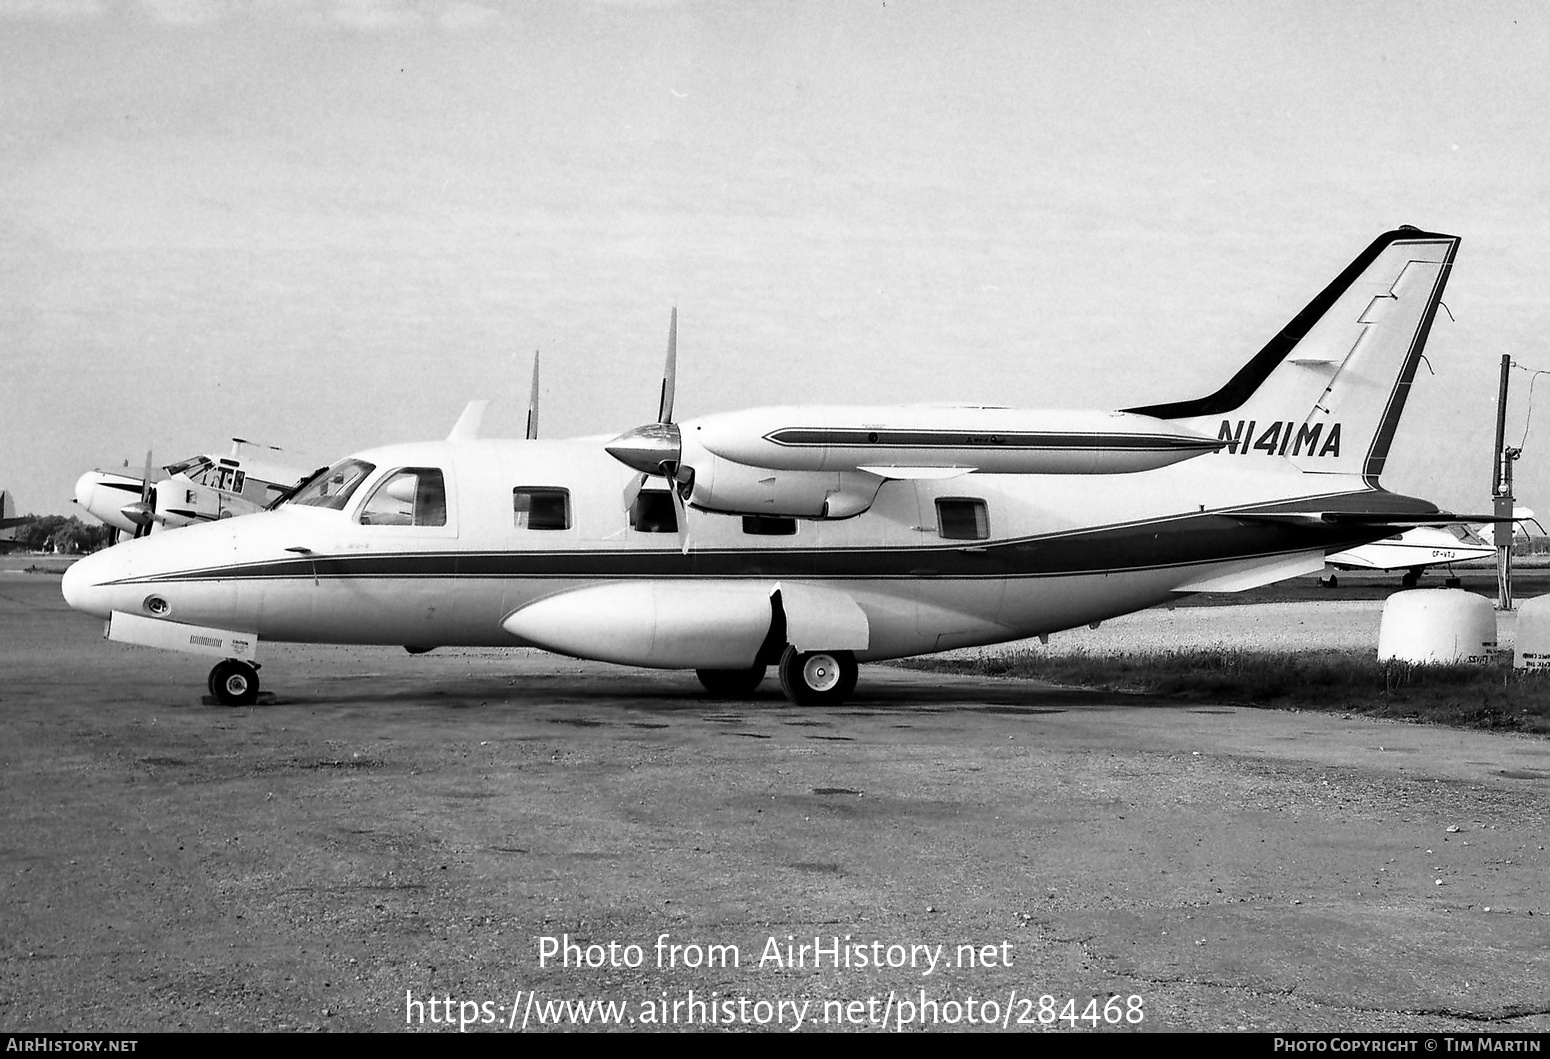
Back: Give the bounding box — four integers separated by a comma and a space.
1129, 228, 1459, 481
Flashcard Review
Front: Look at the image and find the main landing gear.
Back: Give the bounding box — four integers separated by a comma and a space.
695, 665, 768, 697
696, 647, 861, 705
777, 646, 858, 706
208, 658, 260, 707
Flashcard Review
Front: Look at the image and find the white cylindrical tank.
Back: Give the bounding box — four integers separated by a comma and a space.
1512, 594, 1550, 670
1377, 589, 1497, 665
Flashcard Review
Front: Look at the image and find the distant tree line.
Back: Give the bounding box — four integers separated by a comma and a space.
8, 515, 114, 554
1520, 536, 1550, 556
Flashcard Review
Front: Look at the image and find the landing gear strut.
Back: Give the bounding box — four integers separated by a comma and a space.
777, 646, 858, 706
208, 659, 260, 706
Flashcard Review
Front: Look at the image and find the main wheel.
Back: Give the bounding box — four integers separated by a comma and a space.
210, 659, 260, 707
778, 647, 858, 706
695, 665, 767, 697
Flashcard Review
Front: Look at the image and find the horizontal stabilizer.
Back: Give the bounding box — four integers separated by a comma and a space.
1227, 510, 1510, 529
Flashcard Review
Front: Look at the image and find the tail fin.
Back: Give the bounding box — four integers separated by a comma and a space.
1128, 227, 1459, 481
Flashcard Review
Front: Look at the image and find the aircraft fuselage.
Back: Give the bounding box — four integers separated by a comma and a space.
62, 434, 1428, 664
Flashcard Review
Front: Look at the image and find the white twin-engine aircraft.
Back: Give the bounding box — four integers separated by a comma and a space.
65, 227, 1474, 707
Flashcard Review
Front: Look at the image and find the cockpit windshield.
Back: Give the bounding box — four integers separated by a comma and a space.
164, 456, 213, 479
286, 459, 376, 511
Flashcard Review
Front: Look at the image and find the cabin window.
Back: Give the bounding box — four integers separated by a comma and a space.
936, 498, 989, 540
513, 488, 571, 530
358, 468, 447, 527
630, 491, 678, 533
742, 515, 797, 536
289, 459, 376, 511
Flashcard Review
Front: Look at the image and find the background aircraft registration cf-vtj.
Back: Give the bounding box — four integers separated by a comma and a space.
64, 227, 1482, 706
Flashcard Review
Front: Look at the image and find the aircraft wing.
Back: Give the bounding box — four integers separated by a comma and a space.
501, 580, 869, 669
0, 516, 35, 530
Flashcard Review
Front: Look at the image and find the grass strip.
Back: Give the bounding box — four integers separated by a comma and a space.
898, 648, 1550, 734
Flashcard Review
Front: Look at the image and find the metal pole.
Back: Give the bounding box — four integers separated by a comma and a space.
1493, 355, 1515, 610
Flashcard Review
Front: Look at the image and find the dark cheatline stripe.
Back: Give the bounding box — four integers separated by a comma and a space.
102, 489, 1436, 588
764, 428, 1217, 451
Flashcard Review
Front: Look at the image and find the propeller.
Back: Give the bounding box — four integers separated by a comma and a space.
120, 450, 163, 539
606, 309, 693, 551
526, 351, 540, 440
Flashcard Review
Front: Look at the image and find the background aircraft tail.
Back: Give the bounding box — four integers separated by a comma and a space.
1128, 227, 1460, 481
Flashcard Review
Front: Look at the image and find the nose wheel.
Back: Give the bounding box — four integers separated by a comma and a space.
777, 647, 858, 706
208, 659, 260, 707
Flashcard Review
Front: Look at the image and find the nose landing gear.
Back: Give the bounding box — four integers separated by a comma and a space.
208, 659, 260, 707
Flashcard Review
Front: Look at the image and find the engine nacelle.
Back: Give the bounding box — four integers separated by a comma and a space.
154, 474, 260, 531
683, 450, 884, 520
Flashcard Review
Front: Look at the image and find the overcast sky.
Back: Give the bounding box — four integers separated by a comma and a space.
4, 0, 1550, 516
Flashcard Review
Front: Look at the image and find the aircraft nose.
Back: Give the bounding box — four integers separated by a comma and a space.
73, 471, 99, 513
61, 548, 117, 619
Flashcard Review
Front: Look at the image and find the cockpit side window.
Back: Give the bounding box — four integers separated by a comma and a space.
288, 459, 376, 510
359, 468, 447, 527
213, 465, 245, 494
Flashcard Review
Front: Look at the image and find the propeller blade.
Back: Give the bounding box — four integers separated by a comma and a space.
526, 351, 541, 440
132, 450, 156, 538
622, 472, 647, 513
657, 307, 677, 424
671, 482, 690, 554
